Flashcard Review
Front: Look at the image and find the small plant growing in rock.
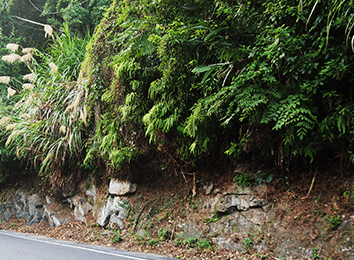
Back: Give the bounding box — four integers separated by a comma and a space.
110, 230, 122, 244
312, 247, 320, 259
196, 238, 213, 250
147, 238, 159, 247
204, 213, 221, 223
8, 223, 16, 228
234, 173, 254, 187
158, 227, 169, 240
135, 234, 146, 245
117, 200, 130, 211
174, 237, 181, 247
242, 237, 253, 249
183, 237, 198, 248
328, 215, 341, 229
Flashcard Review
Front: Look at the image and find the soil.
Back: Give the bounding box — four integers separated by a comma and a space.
1, 160, 354, 260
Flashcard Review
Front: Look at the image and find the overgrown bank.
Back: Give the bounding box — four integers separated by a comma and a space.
1, 1, 354, 259
0, 0, 354, 185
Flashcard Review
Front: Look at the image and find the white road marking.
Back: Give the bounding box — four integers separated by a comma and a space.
0, 231, 149, 260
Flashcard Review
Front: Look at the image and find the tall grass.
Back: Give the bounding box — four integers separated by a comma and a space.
1, 24, 90, 176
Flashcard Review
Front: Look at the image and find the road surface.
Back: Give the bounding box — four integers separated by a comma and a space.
0, 230, 176, 260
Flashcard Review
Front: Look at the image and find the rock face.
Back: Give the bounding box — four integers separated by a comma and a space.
96, 196, 127, 229
1, 177, 354, 260
67, 195, 93, 222
109, 179, 137, 195
0, 192, 45, 226
201, 183, 268, 252
0, 202, 15, 222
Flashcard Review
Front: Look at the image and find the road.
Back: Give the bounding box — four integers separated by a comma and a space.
0, 230, 176, 260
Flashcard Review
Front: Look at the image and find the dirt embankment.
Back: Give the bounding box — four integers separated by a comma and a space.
1, 161, 354, 260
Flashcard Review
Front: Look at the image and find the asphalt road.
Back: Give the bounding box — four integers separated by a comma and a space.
0, 230, 176, 260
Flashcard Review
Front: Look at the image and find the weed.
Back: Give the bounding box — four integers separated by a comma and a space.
110, 230, 122, 244
196, 238, 213, 250
147, 238, 159, 247
135, 234, 146, 244
117, 200, 130, 211
183, 237, 198, 248
312, 247, 319, 259
328, 215, 341, 229
158, 227, 169, 240
174, 237, 181, 247
234, 173, 254, 187
285, 176, 290, 186
204, 213, 220, 223
254, 171, 274, 186
343, 190, 354, 198
242, 237, 253, 249
8, 223, 15, 228
29, 188, 35, 195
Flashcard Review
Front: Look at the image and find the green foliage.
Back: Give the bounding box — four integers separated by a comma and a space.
0, 0, 109, 47
158, 227, 169, 240
147, 238, 159, 247
174, 237, 181, 247
110, 230, 122, 244
204, 213, 221, 223
234, 173, 254, 187
312, 247, 320, 259
242, 237, 253, 249
328, 215, 341, 229
0, 24, 89, 177
182, 236, 199, 248
2, 0, 353, 184
196, 238, 213, 250
79, 0, 354, 171
43, 0, 111, 34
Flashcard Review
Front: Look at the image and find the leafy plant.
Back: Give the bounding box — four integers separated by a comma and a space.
78, 0, 354, 176
158, 227, 169, 240
328, 215, 341, 229
242, 237, 253, 249
234, 174, 254, 187
204, 213, 221, 223
174, 237, 181, 247
147, 238, 159, 247
110, 230, 122, 244
8, 223, 15, 228
183, 237, 199, 248
312, 247, 320, 259
196, 238, 213, 250
0, 23, 89, 179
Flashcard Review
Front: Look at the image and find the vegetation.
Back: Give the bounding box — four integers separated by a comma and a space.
81, 0, 354, 174
1, 0, 354, 183
0, 0, 110, 47
0, 24, 90, 183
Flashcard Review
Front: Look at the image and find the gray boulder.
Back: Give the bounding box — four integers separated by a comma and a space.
97, 196, 127, 229
109, 179, 137, 195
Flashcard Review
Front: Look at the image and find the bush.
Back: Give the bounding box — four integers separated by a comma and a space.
81, 0, 354, 173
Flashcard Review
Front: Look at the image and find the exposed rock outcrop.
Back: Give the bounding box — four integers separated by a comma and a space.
109, 179, 137, 195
